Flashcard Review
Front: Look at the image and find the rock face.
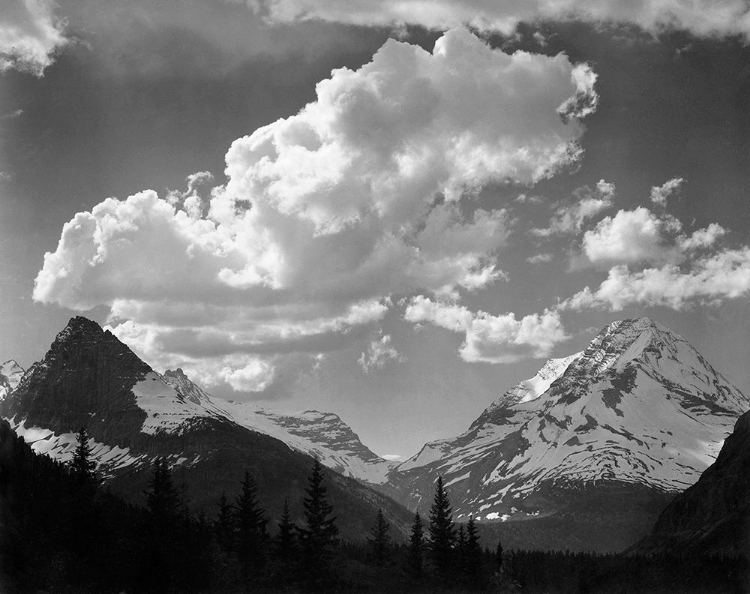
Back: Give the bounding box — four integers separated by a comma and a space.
0, 360, 24, 402
380, 318, 749, 551
0, 317, 411, 542
634, 410, 750, 558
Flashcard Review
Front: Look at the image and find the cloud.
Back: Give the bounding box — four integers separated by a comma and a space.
528, 253, 553, 264
650, 177, 685, 208
559, 181, 747, 312
581, 203, 725, 268
34, 29, 596, 393
0, 0, 68, 75
532, 179, 615, 237
358, 334, 405, 373
253, 0, 750, 39
561, 249, 750, 311
404, 296, 567, 363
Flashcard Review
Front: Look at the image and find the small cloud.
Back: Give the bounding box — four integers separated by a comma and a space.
528, 253, 553, 264
358, 334, 405, 373
532, 179, 615, 237
650, 177, 685, 208
516, 193, 545, 205
382, 454, 402, 461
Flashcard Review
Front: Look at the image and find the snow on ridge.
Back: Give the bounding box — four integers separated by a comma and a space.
9, 419, 142, 477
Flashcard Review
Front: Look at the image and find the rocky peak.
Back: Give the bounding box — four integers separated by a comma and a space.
0, 317, 150, 443
0, 360, 25, 402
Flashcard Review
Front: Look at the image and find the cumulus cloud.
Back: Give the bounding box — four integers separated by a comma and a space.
404, 296, 567, 363
358, 334, 405, 373
581, 203, 724, 268
0, 0, 68, 75
532, 179, 615, 237
253, 0, 750, 39
559, 180, 748, 312
34, 29, 596, 393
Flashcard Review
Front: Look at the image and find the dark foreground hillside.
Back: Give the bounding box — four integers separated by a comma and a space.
1, 420, 746, 593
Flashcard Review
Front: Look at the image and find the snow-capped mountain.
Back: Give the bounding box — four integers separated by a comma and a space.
0, 316, 411, 541
380, 318, 749, 549
160, 367, 395, 483
1, 317, 392, 481
0, 360, 24, 402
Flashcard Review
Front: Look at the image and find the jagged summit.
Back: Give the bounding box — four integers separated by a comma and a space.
0, 360, 24, 402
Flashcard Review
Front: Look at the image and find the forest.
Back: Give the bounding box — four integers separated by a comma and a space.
0, 420, 746, 594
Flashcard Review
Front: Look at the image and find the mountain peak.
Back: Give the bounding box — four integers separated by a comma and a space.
54, 316, 107, 343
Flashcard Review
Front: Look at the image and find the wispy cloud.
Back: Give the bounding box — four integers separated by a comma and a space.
0, 0, 68, 75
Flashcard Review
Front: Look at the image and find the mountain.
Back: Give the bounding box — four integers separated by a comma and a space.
0, 360, 24, 402
380, 317, 749, 551
0, 317, 411, 542
160, 368, 395, 483
633, 409, 750, 558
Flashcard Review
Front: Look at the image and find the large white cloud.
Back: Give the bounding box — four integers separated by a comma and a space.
0, 0, 68, 75
34, 29, 596, 391
253, 0, 750, 39
404, 295, 567, 363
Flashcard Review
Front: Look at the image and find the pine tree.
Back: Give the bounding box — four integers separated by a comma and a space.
143, 458, 183, 591
407, 511, 425, 580
215, 493, 234, 552
234, 471, 268, 576
428, 475, 456, 583
70, 427, 97, 492
276, 499, 296, 562
463, 516, 483, 589
297, 458, 339, 590
367, 508, 391, 567
496, 541, 504, 573
457, 524, 467, 574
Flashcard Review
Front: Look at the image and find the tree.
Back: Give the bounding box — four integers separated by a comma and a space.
70, 427, 97, 493
215, 493, 234, 552
428, 476, 456, 583
407, 512, 425, 579
297, 458, 339, 590
367, 508, 391, 567
234, 471, 268, 576
463, 516, 483, 589
275, 499, 296, 562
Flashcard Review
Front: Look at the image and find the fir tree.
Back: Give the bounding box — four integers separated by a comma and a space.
234, 471, 268, 576
297, 458, 339, 590
70, 427, 97, 493
367, 508, 391, 567
428, 475, 456, 583
215, 493, 234, 552
463, 516, 483, 589
276, 499, 296, 562
496, 541, 504, 573
407, 511, 425, 579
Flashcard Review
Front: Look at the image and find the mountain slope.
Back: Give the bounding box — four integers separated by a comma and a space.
381, 318, 749, 551
0, 317, 411, 541
633, 409, 750, 558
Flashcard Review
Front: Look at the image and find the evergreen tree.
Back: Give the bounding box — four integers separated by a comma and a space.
275, 499, 296, 562
456, 524, 467, 575
407, 511, 425, 580
234, 471, 268, 576
70, 427, 97, 493
215, 493, 235, 552
297, 458, 339, 590
496, 541, 504, 573
143, 458, 184, 591
367, 508, 391, 567
463, 516, 483, 589
428, 475, 456, 583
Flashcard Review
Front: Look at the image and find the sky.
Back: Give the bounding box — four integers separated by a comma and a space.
3, 0, 750, 460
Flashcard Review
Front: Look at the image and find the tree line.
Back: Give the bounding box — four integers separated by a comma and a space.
1, 421, 746, 593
